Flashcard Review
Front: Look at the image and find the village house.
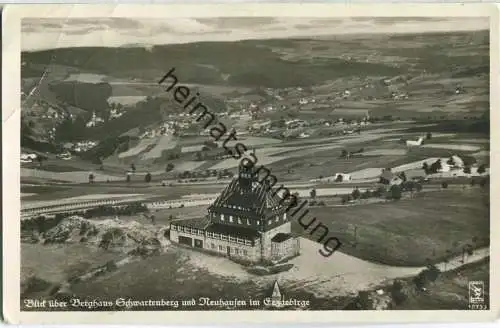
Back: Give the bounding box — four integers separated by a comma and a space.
379, 169, 403, 186
404, 169, 427, 182
169, 161, 301, 264
447, 155, 465, 169
85, 111, 105, 128
334, 173, 352, 182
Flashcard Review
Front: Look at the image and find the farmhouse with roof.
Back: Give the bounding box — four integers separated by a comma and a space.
379, 169, 403, 186
169, 161, 300, 264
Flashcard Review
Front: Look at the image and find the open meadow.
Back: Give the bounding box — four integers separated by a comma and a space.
299, 188, 489, 267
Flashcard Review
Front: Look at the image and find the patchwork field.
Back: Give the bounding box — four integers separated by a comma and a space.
142, 135, 178, 160
21, 168, 123, 184
118, 138, 157, 159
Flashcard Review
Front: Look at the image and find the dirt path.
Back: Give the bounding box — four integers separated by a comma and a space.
180, 238, 489, 299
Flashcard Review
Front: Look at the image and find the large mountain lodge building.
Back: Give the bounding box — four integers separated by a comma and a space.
169, 162, 300, 264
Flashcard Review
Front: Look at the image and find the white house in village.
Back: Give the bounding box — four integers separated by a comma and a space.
86, 112, 105, 128
21, 153, 37, 163
448, 155, 465, 168
406, 136, 424, 147
333, 173, 352, 182
438, 162, 451, 173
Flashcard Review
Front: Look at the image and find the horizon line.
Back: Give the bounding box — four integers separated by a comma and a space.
21, 27, 489, 53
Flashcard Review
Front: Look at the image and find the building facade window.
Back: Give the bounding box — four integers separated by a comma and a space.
234, 248, 239, 255
229, 216, 234, 223
268, 220, 272, 225
221, 214, 225, 221
211, 243, 215, 249
257, 220, 260, 225
275, 216, 279, 222
243, 250, 248, 256
218, 245, 223, 251
238, 218, 242, 224
246, 219, 250, 225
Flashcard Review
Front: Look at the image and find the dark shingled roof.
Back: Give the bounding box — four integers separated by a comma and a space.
171, 217, 211, 230
380, 170, 395, 181
209, 178, 286, 217
405, 169, 426, 180
271, 233, 293, 243
205, 223, 261, 240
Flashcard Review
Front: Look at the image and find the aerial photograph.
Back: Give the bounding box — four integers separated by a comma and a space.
20, 17, 490, 311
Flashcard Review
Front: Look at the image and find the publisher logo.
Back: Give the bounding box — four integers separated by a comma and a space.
468, 281, 486, 309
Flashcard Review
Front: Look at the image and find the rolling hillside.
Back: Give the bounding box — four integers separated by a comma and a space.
21, 29, 489, 158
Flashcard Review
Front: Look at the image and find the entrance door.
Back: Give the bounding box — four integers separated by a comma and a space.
226, 246, 231, 256
194, 239, 203, 249
178, 236, 193, 247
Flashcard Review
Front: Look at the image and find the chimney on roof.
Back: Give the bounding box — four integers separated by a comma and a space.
238, 158, 256, 190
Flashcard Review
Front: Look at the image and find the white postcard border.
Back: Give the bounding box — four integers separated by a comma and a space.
3, 3, 499, 324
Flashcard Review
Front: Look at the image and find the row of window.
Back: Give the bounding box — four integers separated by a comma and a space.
211, 243, 249, 256
224, 204, 249, 211
218, 213, 288, 226
171, 224, 253, 246
171, 225, 204, 236
206, 232, 253, 245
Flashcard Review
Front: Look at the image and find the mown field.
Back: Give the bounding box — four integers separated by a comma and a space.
294, 188, 490, 267
21, 182, 225, 202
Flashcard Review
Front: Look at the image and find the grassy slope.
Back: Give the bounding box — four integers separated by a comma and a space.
21, 245, 349, 310
21, 30, 489, 161
396, 257, 490, 310
294, 188, 489, 267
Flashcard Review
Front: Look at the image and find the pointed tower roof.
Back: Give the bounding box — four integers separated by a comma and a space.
271, 280, 282, 299
208, 178, 285, 218
208, 162, 286, 218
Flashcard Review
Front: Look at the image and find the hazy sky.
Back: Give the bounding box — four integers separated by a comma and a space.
22, 17, 489, 51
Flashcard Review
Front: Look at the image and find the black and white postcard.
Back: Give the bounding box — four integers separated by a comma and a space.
2, 3, 498, 325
